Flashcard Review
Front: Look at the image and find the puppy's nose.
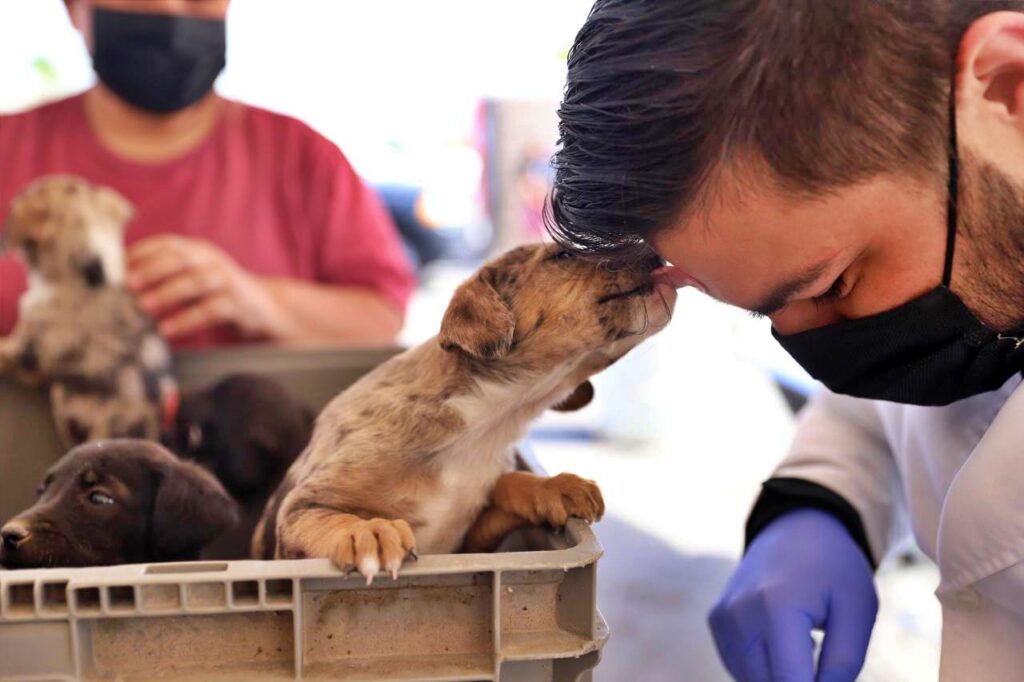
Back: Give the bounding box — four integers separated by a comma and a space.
1, 522, 30, 551
81, 258, 106, 287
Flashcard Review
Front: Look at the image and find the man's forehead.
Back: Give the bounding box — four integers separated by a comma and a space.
651, 185, 854, 311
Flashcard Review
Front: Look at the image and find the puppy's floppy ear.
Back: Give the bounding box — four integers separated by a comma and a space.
551, 380, 595, 412
439, 268, 515, 360
150, 458, 239, 560
93, 186, 134, 226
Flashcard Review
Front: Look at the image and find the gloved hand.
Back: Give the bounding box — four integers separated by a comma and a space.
708, 509, 878, 682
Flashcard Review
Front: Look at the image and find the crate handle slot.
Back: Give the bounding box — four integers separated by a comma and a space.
146, 562, 229, 575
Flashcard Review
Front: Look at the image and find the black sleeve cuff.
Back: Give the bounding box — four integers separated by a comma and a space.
745, 477, 878, 571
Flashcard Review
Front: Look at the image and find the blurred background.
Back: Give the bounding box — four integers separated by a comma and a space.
0, 1, 940, 679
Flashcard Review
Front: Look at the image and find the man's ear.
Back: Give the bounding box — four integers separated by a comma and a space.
959, 13, 1024, 146
93, 186, 134, 227
550, 380, 595, 412
150, 458, 239, 560
439, 269, 515, 360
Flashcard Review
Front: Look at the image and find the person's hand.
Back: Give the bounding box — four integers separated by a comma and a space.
709, 509, 878, 682
127, 236, 284, 341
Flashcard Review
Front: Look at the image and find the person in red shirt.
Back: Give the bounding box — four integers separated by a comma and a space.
0, 0, 416, 348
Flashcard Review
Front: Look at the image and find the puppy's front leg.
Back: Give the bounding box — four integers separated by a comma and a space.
493, 472, 605, 529
277, 506, 417, 584
464, 507, 530, 553
464, 473, 605, 552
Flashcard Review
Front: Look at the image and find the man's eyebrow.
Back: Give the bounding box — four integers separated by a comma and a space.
749, 260, 831, 317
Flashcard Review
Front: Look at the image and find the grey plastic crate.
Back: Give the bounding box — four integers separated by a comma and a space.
0, 519, 606, 681
0, 347, 607, 681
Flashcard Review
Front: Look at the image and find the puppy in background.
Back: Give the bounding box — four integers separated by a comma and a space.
256, 243, 675, 581
0, 440, 237, 569
167, 373, 314, 559
0, 176, 177, 447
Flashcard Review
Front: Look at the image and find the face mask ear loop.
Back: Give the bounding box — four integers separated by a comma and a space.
943, 70, 960, 289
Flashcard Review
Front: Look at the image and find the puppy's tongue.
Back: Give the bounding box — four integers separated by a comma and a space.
651, 265, 706, 293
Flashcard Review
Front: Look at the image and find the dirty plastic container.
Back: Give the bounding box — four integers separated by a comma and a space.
0, 347, 607, 681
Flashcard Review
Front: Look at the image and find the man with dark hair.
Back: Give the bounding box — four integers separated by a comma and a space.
550, 1, 1024, 680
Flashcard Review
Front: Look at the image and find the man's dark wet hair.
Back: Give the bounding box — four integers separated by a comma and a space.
547, 0, 1024, 261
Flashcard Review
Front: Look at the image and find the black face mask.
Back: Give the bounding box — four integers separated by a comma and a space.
773, 83, 1024, 407
92, 8, 226, 114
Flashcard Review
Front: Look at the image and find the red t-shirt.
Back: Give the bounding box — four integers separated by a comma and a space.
0, 93, 415, 348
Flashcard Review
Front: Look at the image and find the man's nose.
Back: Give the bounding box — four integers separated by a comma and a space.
1, 520, 31, 551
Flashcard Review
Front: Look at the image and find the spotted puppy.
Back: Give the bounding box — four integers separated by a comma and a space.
255, 243, 676, 581
0, 176, 177, 447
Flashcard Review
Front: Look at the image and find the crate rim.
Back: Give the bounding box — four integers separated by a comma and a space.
0, 519, 601, 595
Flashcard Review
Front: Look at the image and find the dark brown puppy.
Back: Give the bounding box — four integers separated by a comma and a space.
0, 440, 237, 569
168, 374, 314, 503
166, 374, 314, 559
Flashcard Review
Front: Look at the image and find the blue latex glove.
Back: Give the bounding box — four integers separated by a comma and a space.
708, 509, 878, 682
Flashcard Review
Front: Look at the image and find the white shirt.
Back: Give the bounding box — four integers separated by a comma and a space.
776, 375, 1024, 680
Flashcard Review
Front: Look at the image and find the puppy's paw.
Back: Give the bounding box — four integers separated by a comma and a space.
519, 473, 605, 528
332, 518, 417, 585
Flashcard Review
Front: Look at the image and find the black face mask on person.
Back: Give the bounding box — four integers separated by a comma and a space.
773, 82, 1024, 407
91, 8, 226, 114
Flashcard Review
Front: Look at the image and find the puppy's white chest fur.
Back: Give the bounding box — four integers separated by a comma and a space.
20, 274, 54, 317
414, 438, 516, 554
413, 374, 571, 554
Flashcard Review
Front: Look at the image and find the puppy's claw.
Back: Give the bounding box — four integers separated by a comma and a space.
408, 549, 419, 561
359, 554, 380, 584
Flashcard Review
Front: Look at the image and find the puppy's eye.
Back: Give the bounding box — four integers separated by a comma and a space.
89, 491, 115, 506
551, 250, 575, 261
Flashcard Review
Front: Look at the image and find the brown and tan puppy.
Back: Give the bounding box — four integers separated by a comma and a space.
254, 243, 676, 582
0, 176, 177, 447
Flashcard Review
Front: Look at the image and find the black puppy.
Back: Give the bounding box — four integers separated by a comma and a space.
166, 374, 313, 559
0, 440, 238, 569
